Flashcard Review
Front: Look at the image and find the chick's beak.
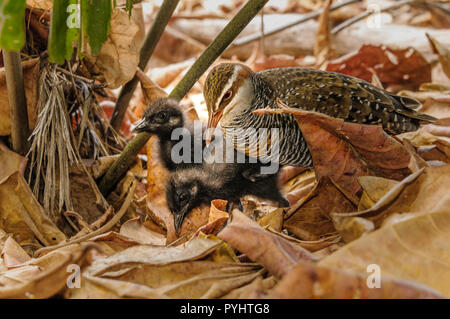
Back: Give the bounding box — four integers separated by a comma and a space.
206, 110, 223, 146
173, 211, 186, 235
132, 118, 149, 133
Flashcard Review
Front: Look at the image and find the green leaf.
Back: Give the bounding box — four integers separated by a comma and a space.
0, 0, 27, 51
126, 0, 134, 16
81, 0, 112, 55
48, 0, 80, 64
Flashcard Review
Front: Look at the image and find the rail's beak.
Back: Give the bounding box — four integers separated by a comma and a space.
206, 110, 223, 146
132, 118, 148, 133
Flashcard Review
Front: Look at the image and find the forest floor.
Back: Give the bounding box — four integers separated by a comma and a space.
0, 0, 449, 298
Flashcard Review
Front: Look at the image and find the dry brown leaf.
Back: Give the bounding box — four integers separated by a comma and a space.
400, 128, 448, 148
281, 169, 316, 205
266, 227, 341, 254
192, 200, 229, 237
153, 26, 205, 63
279, 166, 310, 185
135, 68, 167, 105
0, 172, 66, 248
147, 197, 210, 245
398, 86, 450, 116
69, 261, 261, 299
321, 210, 450, 297
257, 208, 283, 232
371, 72, 384, 89
70, 205, 114, 240
89, 231, 141, 256
197, 233, 239, 263
427, 4, 450, 29
208, 199, 229, 223
147, 58, 195, 88
218, 210, 316, 278
0, 243, 95, 298
266, 261, 443, 299
253, 54, 300, 73
1, 236, 31, 268
83, 8, 144, 88
331, 165, 450, 241
146, 136, 171, 201
357, 176, 399, 211
284, 178, 354, 241
66, 236, 256, 298
119, 217, 166, 246
84, 237, 223, 279
69, 274, 169, 298
423, 124, 450, 138
222, 276, 276, 299
427, 33, 450, 79
0, 57, 40, 135
0, 143, 27, 182
421, 97, 450, 120
26, 0, 53, 10
65, 163, 109, 225
327, 45, 431, 90
400, 128, 450, 162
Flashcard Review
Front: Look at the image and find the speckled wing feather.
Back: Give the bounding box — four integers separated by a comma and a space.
259, 68, 436, 134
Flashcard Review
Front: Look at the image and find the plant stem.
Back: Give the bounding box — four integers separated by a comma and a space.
99, 0, 269, 196
109, 0, 180, 132
3, 50, 30, 155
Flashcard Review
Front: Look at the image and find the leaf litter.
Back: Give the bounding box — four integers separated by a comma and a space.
0, 0, 449, 299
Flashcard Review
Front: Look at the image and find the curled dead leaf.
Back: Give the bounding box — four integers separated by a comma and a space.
266, 261, 443, 298
322, 210, 450, 297
0, 172, 66, 248
427, 33, 450, 79
331, 165, 450, 240
0, 243, 96, 298
218, 210, 316, 278
327, 45, 431, 90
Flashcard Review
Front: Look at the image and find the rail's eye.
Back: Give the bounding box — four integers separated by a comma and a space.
222, 90, 232, 101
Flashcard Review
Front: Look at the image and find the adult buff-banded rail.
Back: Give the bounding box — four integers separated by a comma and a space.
203, 63, 436, 167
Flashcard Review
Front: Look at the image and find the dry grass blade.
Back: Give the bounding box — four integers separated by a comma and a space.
27, 66, 80, 217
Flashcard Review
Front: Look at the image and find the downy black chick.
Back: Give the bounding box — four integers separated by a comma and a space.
165, 137, 289, 233
133, 98, 204, 171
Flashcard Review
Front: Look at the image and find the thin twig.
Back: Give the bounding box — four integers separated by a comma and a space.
3, 50, 30, 155
332, 0, 415, 35
232, 0, 361, 48
56, 66, 94, 84
34, 181, 136, 257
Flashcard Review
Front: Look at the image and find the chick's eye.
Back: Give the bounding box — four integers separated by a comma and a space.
153, 112, 166, 122
179, 193, 189, 203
